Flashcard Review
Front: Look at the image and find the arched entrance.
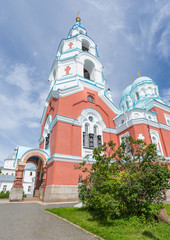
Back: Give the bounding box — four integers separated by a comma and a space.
9, 149, 48, 202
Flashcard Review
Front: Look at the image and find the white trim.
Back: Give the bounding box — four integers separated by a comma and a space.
38, 136, 44, 144
49, 113, 170, 136
47, 153, 95, 165
103, 127, 116, 134
146, 100, 170, 112
51, 114, 81, 130
150, 129, 164, 156
20, 149, 49, 164
116, 118, 170, 134
164, 113, 170, 126
98, 91, 121, 115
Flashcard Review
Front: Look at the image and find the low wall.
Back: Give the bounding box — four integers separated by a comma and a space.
44, 185, 78, 202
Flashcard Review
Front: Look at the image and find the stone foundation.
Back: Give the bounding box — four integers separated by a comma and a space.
44, 185, 78, 202
39, 187, 44, 200
166, 190, 170, 201
9, 187, 23, 201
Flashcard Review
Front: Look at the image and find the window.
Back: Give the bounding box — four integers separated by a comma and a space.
97, 135, 102, 148
82, 39, 89, 52
89, 116, 93, 122
136, 92, 139, 100
84, 59, 95, 81
83, 124, 89, 147
87, 95, 94, 103
28, 186, 31, 192
45, 133, 50, 149
83, 132, 85, 146
94, 125, 97, 134
121, 119, 125, 124
6, 173, 8, 175
151, 135, 161, 155
53, 69, 56, 80
85, 123, 88, 133
89, 133, 94, 148
3, 185, 7, 193
126, 101, 129, 109
82, 45, 89, 52
30, 172, 32, 176
84, 69, 90, 79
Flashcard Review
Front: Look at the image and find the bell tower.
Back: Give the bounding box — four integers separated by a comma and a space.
39, 14, 119, 202
48, 12, 106, 91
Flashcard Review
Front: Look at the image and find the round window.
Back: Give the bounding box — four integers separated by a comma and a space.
89, 116, 93, 122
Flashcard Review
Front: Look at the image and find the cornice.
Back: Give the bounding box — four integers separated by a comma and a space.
47, 153, 95, 165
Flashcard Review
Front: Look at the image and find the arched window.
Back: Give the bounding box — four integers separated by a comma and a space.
87, 95, 94, 103
83, 123, 89, 147
84, 69, 90, 79
83, 122, 102, 149
85, 123, 88, 133
53, 69, 56, 80
126, 101, 129, 109
154, 88, 157, 95
43, 115, 52, 150
151, 136, 161, 155
45, 133, 50, 149
82, 39, 89, 52
94, 125, 97, 134
84, 59, 95, 81
136, 92, 139, 100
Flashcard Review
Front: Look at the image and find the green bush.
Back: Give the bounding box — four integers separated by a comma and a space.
77, 137, 170, 221
23, 191, 27, 198
0, 190, 10, 199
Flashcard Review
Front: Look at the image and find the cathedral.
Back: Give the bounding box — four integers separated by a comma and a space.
9, 14, 170, 202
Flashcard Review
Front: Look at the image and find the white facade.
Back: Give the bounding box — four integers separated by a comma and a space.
0, 152, 36, 196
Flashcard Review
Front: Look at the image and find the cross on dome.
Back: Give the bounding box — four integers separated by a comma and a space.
137, 71, 141, 77
76, 11, 81, 22
65, 66, 71, 75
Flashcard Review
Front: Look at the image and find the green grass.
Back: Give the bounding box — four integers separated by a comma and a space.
46, 205, 170, 240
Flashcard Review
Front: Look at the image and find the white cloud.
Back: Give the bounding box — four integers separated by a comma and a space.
161, 88, 170, 104
27, 121, 40, 128
0, 61, 48, 130
5, 64, 34, 92
157, 29, 170, 59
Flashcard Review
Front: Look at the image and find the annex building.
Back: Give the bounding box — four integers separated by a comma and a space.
8, 14, 170, 202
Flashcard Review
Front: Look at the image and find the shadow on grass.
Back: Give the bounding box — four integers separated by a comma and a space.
142, 231, 160, 240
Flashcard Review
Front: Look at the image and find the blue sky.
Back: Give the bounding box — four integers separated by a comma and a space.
0, 0, 170, 161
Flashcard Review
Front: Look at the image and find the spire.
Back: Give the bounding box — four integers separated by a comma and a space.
137, 71, 141, 77
76, 11, 81, 22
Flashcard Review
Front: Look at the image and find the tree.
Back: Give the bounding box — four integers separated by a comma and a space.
77, 137, 170, 220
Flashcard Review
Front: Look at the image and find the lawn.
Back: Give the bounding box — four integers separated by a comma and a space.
46, 205, 170, 240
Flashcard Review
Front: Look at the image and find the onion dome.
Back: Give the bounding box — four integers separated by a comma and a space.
131, 76, 156, 90
121, 85, 132, 100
